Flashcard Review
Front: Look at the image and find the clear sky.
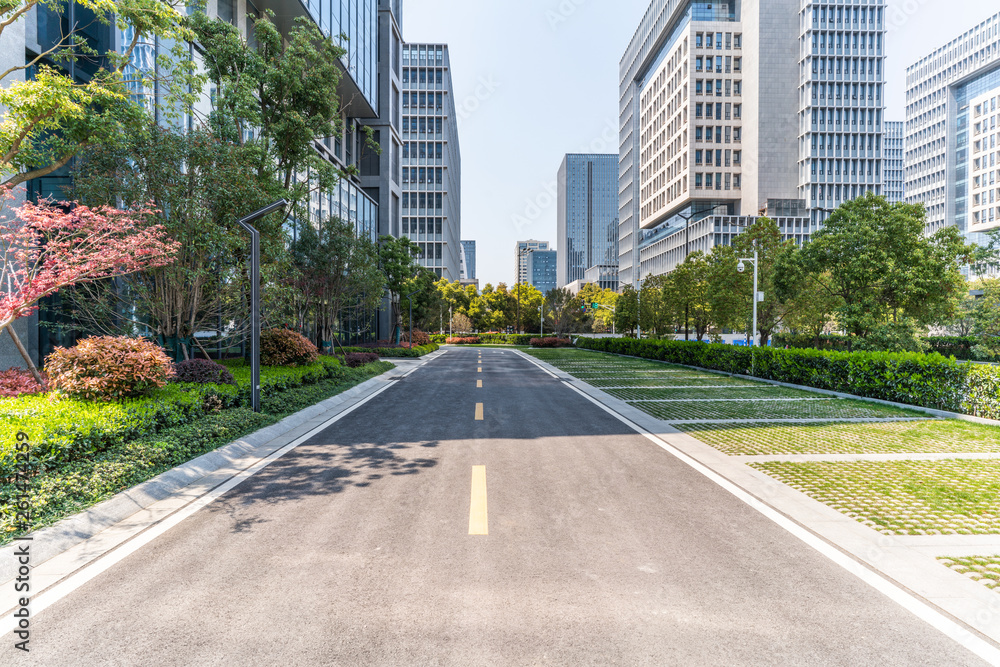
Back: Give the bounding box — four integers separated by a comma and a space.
402, 0, 999, 288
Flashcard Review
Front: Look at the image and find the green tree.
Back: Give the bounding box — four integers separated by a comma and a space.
777, 271, 843, 347
669, 253, 715, 341
780, 193, 971, 348
1, 0, 191, 187
577, 284, 618, 333
545, 287, 586, 336
377, 235, 421, 342
512, 282, 544, 333
614, 285, 639, 335
973, 279, 1000, 339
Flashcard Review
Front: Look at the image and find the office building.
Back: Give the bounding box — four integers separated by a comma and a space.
905, 11, 1000, 238
0, 0, 399, 366
584, 264, 620, 292
883, 121, 905, 203
527, 249, 558, 295
557, 154, 619, 288
460, 240, 477, 281
515, 240, 550, 285
399, 43, 462, 280
618, 0, 885, 284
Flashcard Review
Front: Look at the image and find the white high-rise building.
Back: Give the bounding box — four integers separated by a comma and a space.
618, 0, 885, 284
883, 121, 904, 203
905, 11, 1000, 238
400, 43, 462, 280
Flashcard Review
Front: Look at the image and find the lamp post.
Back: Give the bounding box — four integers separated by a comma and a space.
540, 304, 543, 337
736, 247, 761, 375
237, 199, 289, 413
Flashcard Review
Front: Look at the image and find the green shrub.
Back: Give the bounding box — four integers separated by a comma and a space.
172, 359, 236, 386
337, 344, 438, 358
44, 336, 173, 401
344, 352, 380, 367
530, 337, 573, 348
260, 328, 318, 366
575, 337, 1000, 417
446, 337, 479, 345
0, 367, 45, 398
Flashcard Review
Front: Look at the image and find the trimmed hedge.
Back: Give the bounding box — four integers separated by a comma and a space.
431, 334, 536, 345
338, 343, 438, 358
575, 337, 1000, 419
772, 333, 982, 361
0, 356, 374, 482
530, 337, 573, 348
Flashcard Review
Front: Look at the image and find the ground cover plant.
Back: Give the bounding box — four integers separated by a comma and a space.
749, 459, 1000, 535
678, 420, 1000, 456
632, 398, 924, 422
0, 358, 393, 543
938, 556, 1000, 591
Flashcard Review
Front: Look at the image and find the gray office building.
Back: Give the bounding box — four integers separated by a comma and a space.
527, 250, 558, 295
516, 240, 550, 285
618, 0, 885, 285
399, 43, 462, 280
557, 154, 619, 288
460, 240, 477, 281
905, 11, 1000, 240
883, 121, 904, 203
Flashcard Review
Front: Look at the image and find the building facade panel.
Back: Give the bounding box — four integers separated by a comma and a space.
557, 154, 619, 287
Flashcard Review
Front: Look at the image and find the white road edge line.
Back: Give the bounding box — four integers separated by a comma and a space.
0, 377, 401, 636
561, 380, 1000, 666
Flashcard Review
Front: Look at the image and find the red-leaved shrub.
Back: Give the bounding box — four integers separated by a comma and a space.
172, 359, 236, 386
446, 337, 479, 345
260, 328, 318, 366
402, 329, 431, 346
0, 367, 46, 398
343, 352, 379, 368
44, 336, 173, 400
530, 337, 573, 348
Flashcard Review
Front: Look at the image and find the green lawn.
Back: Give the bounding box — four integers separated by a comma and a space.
938, 556, 1000, 590
633, 398, 924, 422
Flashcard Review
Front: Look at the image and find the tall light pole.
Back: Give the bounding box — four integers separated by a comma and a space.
540, 304, 543, 337
736, 247, 760, 375
237, 199, 289, 413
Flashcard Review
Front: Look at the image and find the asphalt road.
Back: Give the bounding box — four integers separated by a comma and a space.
9, 349, 991, 665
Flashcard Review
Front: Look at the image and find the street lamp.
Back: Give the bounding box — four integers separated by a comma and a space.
736, 246, 763, 375
237, 199, 289, 413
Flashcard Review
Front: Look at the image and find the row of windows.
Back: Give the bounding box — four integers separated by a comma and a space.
402, 92, 444, 109
973, 188, 1000, 207
694, 56, 742, 73
810, 5, 882, 28
694, 78, 741, 97
809, 56, 882, 78
974, 152, 1000, 172
695, 102, 741, 120
694, 125, 741, 144
694, 172, 741, 190
973, 171, 1000, 188
809, 159, 882, 178
810, 82, 881, 102
401, 68, 445, 86
810, 107, 882, 127
402, 117, 443, 135
694, 32, 741, 50
402, 218, 445, 236
402, 142, 445, 160
811, 184, 879, 202
403, 45, 443, 67
809, 32, 882, 53
401, 192, 444, 209
401, 166, 445, 184
809, 133, 882, 151
694, 149, 740, 167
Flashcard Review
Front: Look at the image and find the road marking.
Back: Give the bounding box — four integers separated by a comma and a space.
468, 466, 488, 535
477, 380, 482, 388
478, 366, 482, 373
561, 381, 1000, 666
475, 402, 484, 420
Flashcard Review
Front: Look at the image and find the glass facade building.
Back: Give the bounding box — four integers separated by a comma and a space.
461, 240, 477, 280
883, 121, 905, 203
906, 12, 1000, 247
557, 154, 619, 288
527, 250, 558, 295
516, 240, 550, 285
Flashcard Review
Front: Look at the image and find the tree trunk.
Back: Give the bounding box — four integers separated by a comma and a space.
3, 324, 44, 386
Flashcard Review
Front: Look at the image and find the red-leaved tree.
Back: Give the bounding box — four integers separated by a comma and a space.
0, 187, 180, 381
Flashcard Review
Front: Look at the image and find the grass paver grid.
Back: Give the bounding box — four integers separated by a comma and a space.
938, 556, 1000, 591
750, 460, 1000, 535
606, 386, 822, 401
632, 398, 923, 422
679, 420, 1000, 456
586, 377, 758, 388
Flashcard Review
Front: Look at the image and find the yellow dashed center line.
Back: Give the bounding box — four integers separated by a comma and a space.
478, 366, 482, 373
469, 465, 488, 535
475, 402, 484, 420
477, 380, 482, 388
